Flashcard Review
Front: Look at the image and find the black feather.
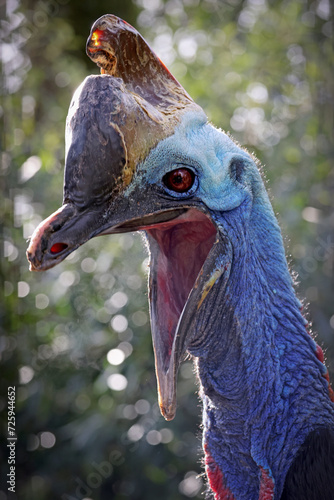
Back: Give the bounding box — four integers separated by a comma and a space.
281, 427, 334, 500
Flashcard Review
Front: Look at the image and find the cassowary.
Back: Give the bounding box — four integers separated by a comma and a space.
27, 15, 334, 500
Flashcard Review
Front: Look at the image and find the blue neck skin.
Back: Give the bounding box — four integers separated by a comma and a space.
189, 182, 334, 500
135, 115, 334, 498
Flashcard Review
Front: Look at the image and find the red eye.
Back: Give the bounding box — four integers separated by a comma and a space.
163, 168, 195, 193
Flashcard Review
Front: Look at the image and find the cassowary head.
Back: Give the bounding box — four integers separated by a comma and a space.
27, 15, 334, 500
27, 14, 253, 420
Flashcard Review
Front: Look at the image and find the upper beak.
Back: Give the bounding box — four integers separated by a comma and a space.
26, 197, 187, 272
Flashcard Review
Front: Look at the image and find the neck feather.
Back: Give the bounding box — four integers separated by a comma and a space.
192, 191, 334, 500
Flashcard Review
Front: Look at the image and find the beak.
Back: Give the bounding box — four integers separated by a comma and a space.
26, 199, 187, 272
148, 229, 231, 420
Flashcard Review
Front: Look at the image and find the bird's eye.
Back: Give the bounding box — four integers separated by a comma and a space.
163, 168, 195, 193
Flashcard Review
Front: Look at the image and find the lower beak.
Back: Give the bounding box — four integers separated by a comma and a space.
149, 231, 231, 421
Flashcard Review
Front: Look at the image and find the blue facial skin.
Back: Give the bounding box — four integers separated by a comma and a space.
126, 111, 334, 499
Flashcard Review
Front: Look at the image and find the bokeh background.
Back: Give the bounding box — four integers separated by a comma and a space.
1, 0, 333, 499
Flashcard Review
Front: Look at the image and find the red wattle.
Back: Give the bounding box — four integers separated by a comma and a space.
204, 443, 235, 500
259, 467, 275, 500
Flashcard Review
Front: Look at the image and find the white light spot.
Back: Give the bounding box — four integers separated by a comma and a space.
110, 291, 128, 309
131, 310, 148, 326
230, 114, 246, 131
153, 33, 175, 65
55, 72, 71, 87
14, 194, 34, 226
4, 241, 19, 261
160, 428, 174, 444
19, 155, 42, 183
143, 0, 162, 9
22, 95, 35, 115
18, 281, 30, 298
66, 249, 79, 262
330, 315, 334, 329
119, 234, 134, 250
127, 424, 145, 442
127, 274, 142, 290
35, 293, 49, 309
4, 281, 14, 296
123, 405, 137, 420
96, 252, 113, 272
96, 307, 111, 323
81, 257, 96, 273
146, 430, 161, 446
118, 343, 133, 359
301, 11, 315, 27
224, 71, 242, 85
247, 82, 268, 103
248, 107, 265, 124
107, 373, 128, 391
38, 344, 53, 360
23, 222, 38, 240
26, 434, 39, 451
134, 399, 150, 415
111, 315, 128, 333
52, 335, 70, 353
107, 348, 125, 366
59, 271, 76, 287
178, 37, 198, 60
316, 0, 330, 20
40, 431, 56, 449
287, 45, 305, 65
238, 9, 256, 30
19, 365, 34, 384
179, 471, 203, 497
302, 206, 321, 223
300, 135, 314, 153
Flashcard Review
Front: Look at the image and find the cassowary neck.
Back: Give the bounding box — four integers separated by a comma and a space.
190, 190, 334, 500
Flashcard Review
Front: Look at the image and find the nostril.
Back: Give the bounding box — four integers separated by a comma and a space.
50, 243, 68, 254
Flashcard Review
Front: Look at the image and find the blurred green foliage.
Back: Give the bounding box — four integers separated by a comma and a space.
1, 0, 333, 499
